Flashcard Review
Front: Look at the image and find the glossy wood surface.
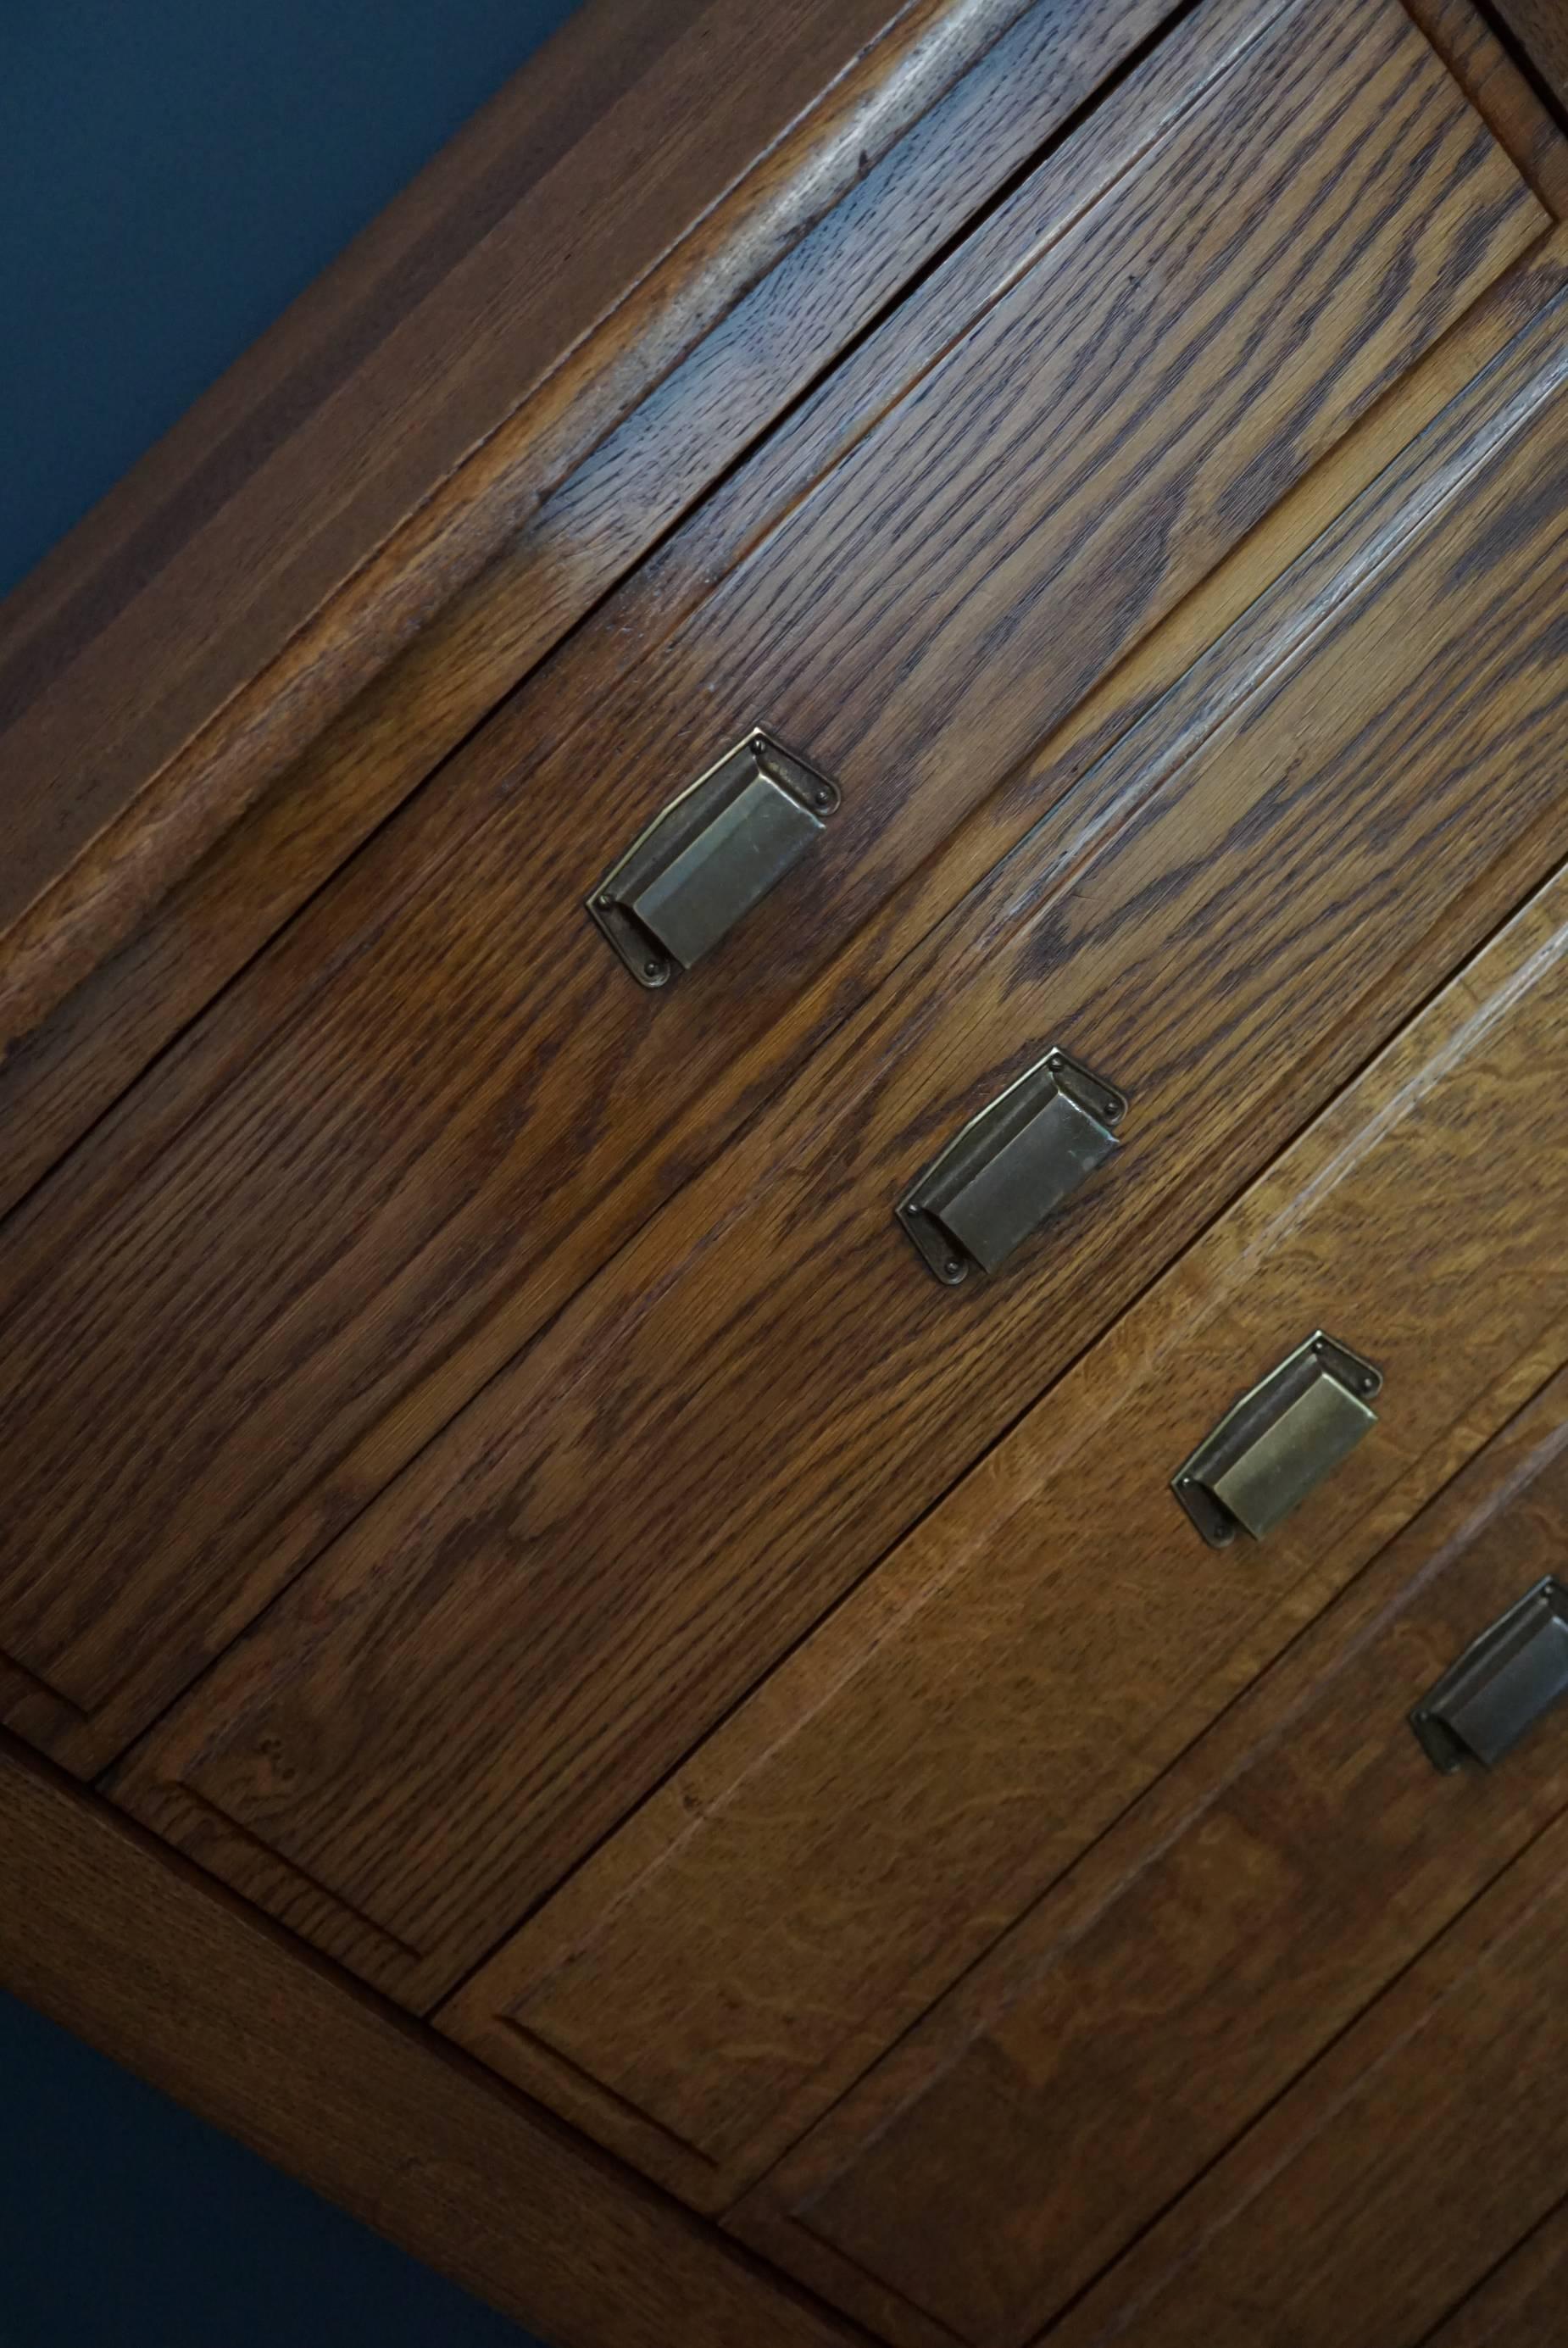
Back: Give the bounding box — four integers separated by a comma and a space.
0, 0, 1177, 1215
0, 1737, 866, 2348
448, 868, 1568, 2235
3, 0, 1546, 1789
0, 0, 1043, 1048
112, 290, 1568, 2006
10, 9, 1568, 2341
740, 1355, 1568, 2344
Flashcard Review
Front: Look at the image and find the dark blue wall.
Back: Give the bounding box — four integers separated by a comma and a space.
0, 1996, 544, 2348
0, 4, 586, 2339
0, 0, 582, 601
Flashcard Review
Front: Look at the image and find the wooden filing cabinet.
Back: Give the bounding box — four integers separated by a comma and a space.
3, 2, 1568, 2343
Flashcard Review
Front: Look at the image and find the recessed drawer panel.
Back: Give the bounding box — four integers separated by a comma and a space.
731, 1360, 1568, 2346
115, 303, 1568, 2007
1, 0, 1549, 1772
1037, 1733, 1568, 2348
440, 860, 1568, 2249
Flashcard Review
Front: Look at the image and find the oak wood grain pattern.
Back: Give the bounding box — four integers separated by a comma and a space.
112, 328, 1568, 2003
445, 872, 1568, 2219
0, 0, 1481, 1271
1495, 0, 1568, 114
1410, 0, 1568, 210
1039, 1787, 1568, 2348
0, 1741, 868, 2348
4, 0, 1543, 1780
753, 1360, 1568, 2346
0, 0, 1184, 1213
724, 1331, 1568, 2345
0, 0, 1047, 1040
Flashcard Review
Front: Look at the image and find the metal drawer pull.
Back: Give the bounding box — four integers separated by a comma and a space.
587, 726, 839, 988
1410, 1579, 1568, 1773
896, 1047, 1127, 1285
1172, 1332, 1382, 1547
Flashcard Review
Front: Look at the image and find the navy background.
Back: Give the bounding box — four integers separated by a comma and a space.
0, 1998, 544, 2348
1, 2, 586, 2340
0, 0, 581, 600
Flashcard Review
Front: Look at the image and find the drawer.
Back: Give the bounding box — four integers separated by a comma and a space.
731, 1357, 1568, 2346
114, 309, 1568, 2006
1, 0, 1553, 1775
1041, 1694, 1568, 2348
433, 856, 1568, 2255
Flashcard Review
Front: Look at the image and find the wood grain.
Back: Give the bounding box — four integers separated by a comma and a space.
1038, 1785, 1568, 2348
1421, 2195, 1568, 2346
0, 1737, 867, 2348
0, 0, 1053, 1036
112, 309, 1568, 2003
731, 1362, 1568, 2345
1495, 0, 1568, 114
4, 0, 1546, 1778
0, 0, 1183, 1203
1410, 0, 1568, 210
446, 874, 1568, 2234
4, 0, 1561, 1227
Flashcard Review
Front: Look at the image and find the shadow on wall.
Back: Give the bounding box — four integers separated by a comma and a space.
0, 0, 584, 602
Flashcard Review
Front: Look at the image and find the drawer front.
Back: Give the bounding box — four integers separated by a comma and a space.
735, 1360, 1568, 2346
115, 314, 1568, 2010
1, 0, 1550, 1774
440, 859, 1568, 2234
1043, 1772, 1568, 2348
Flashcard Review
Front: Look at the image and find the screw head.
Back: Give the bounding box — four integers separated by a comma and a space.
644, 959, 664, 980
815, 787, 834, 809
944, 1257, 964, 1278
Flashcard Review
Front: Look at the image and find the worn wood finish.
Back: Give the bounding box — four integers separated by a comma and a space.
0, 0, 1057, 1048
3, 0, 1548, 1783
1040, 1798, 1568, 2348
728, 1354, 1568, 2345
113, 308, 1568, 2004
1496, 0, 1568, 114
0, 1739, 867, 2348
0, 0, 1185, 1212
446, 872, 1568, 2234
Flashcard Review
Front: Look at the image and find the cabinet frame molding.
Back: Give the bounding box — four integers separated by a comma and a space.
0, 1734, 866, 2348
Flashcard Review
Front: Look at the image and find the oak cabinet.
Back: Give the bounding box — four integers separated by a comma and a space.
5, 3, 1568, 2343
